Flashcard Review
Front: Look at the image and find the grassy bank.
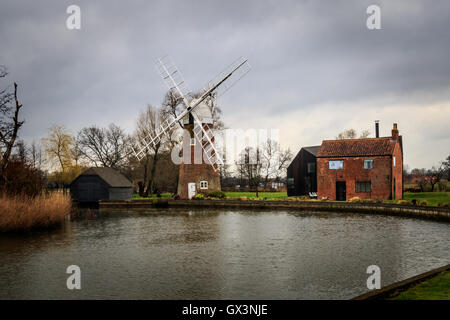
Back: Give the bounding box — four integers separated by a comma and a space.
403, 192, 450, 206
0, 193, 71, 232
131, 193, 172, 200
389, 270, 450, 300
128, 191, 450, 207
224, 192, 288, 199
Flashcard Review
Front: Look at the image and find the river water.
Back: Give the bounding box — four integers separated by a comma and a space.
0, 208, 449, 299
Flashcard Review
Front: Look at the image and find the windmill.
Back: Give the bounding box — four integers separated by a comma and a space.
132, 56, 250, 199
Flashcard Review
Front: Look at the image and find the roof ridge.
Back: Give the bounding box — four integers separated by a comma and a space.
321, 136, 392, 142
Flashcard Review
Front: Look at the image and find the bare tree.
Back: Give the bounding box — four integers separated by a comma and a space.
258, 139, 293, 189
77, 123, 130, 169
14, 139, 28, 163
30, 140, 45, 170
237, 146, 263, 197
427, 166, 445, 192
134, 105, 176, 195
336, 129, 371, 139
161, 90, 184, 129
442, 154, 450, 181
0, 80, 24, 183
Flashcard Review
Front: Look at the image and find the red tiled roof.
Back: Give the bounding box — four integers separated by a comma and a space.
317, 137, 398, 158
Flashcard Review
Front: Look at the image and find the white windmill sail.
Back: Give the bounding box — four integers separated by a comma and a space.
203, 56, 251, 98
132, 55, 250, 172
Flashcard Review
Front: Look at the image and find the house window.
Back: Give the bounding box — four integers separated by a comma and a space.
200, 181, 208, 189
329, 160, 344, 170
364, 159, 374, 169
393, 156, 396, 167
307, 162, 316, 173
356, 181, 371, 193
190, 138, 196, 146
287, 178, 294, 188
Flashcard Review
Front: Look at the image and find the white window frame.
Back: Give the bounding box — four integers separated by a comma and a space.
329, 160, 344, 170
200, 180, 208, 189
364, 159, 374, 169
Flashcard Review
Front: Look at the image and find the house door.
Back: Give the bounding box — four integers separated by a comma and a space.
336, 181, 346, 201
188, 182, 196, 199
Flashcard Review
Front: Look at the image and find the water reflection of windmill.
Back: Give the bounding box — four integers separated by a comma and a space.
132, 56, 250, 199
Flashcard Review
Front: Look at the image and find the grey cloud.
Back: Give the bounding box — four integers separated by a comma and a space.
0, 0, 449, 168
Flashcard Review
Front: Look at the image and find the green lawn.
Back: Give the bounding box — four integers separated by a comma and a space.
389, 271, 450, 300
224, 192, 288, 199
130, 193, 173, 200
126, 191, 450, 206
403, 192, 450, 206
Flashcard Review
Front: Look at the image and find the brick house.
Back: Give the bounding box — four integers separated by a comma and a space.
316, 123, 403, 201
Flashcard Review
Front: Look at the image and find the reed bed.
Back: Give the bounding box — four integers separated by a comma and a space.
0, 192, 71, 232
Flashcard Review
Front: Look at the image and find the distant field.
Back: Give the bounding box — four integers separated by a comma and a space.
405, 182, 450, 191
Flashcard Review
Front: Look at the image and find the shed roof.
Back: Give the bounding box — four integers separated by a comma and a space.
76, 167, 133, 187
317, 137, 400, 158
303, 145, 321, 156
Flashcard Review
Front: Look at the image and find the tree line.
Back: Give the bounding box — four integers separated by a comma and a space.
404, 157, 450, 192
0, 67, 292, 197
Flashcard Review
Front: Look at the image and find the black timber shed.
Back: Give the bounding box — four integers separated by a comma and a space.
287, 146, 320, 196
70, 167, 133, 202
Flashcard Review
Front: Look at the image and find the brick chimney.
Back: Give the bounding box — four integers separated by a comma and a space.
375, 120, 379, 138
391, 123, 399, 140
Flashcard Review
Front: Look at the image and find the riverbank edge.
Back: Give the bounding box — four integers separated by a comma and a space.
352, 264, 450, 300
98, 199, 450, 222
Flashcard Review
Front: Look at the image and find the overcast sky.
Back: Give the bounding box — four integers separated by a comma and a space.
1, 0, 449, 169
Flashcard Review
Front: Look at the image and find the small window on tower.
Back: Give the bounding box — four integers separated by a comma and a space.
200, 181, 208, 189
393, 156, 396, 167
190, 138, 196, 146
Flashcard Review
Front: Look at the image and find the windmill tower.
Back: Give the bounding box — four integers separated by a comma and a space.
177, 97, 220, 199
132, 56, 250, 199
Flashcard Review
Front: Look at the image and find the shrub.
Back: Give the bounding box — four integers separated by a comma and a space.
0, 192, 71, 232
419, 200, 428, 206
438, 180, 448, 192
207, 190, 226, 199
361, 199, 375, 203
1, 159, 44, 197
438, 202, 450, 209
193, 193, 205, 200
397, 200, 412, 205
404, 187, 421, 193
240, 196, 248, 201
